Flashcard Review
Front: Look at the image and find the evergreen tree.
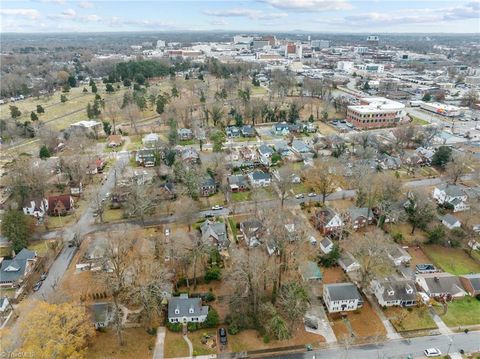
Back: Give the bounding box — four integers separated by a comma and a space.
9, 105, 21, 119
30, 112, 39, 122
39, 145, 51, 159
91, 82, 97, 93
105, 83, 115, 93
60, 94, 68, 103
1, 210, 32, 253
36, 105, 45, 114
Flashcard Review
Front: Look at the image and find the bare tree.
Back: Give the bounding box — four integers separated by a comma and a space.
304, 158, 343, 204
123, 103, 140, 135
103, 99, 122, 134
445, 152, 472, 185
125, 183, 156, 225
174, 196, 200, 231
274, 165, 295, 209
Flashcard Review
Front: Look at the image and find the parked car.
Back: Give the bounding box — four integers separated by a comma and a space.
295, 193, 305, 199
218, 327, 227, 345
212, 205, 223, 210
164, 228, 170, 236
33, 281, 42, 292
40, 272, 48, 281
308, 192, 317, 197
424, 348, 442, 357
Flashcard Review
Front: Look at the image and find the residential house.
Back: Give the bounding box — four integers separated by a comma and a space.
239, 147, 257, 161
227, 175, 249, 192
468, 240, 480, 251
346, 207, 373, 230
459, 274, 480, 297
0, 249, 37, 288
199, 177, 217, 197
338, 252, 360, 273
415, 147, 435, 165
248, 171, 271, 187
433, 184, 469, 212
0, 297, 11, 314
378, 154, 401, 170
441, 214, 461, 229
168, 294, 209, 324
241, 125, 256, 137
387, 245, 412, 266
135, 149, 156, 167
70, 120, 102, 137
107, 135, 124, 148
313, 208, 344, 235
178, 128, 193, 140
201, 220, 230, 248
275, 142, 294, 159
87, 158, 106, 174
226, 126, 241, 138
22, 198, 48, 218
291, 139, 311, 154
181, 148, 200, 164
48, 195, 74, 216
90, 303, 113, 329
301, 261, 323, 281
320, 237, 334, 254
272, 122, 291, 136
301, 122, 317, 133
69, 180, 83, 196
240, 220, 264, 247
76, 237, 109, 272
142, 133, 161, 148
258, 144, 274, 158
323, 283, 364, 313
371, 278, 417, 307
415, 273, 467, 298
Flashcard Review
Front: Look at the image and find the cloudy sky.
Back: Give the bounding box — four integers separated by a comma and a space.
1, 0, 479, 33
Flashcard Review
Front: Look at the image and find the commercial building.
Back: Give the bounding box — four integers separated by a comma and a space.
419, 102, 462, 117
346, 97, 406, 129
311, 40, 330, 49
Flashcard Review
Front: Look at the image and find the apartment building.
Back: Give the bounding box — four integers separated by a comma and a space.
346, 97, 406, 129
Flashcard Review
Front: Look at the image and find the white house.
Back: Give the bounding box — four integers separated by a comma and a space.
323, 283, 364, 313
433, 184, 469, 212
387, 246, 412, 266
371, 278, 417, 307
142, 133, 161, 148
22, 198, 48, 218
320, 237, 334, 254
313, 208, 344, 235
441, 214, 461, 229
248, 171, 271, 187
168, 294, 209, 324
338, 252, 360, 272
415, 273, 467, 298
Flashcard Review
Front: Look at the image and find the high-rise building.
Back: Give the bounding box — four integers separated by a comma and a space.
156, 40, 166, 49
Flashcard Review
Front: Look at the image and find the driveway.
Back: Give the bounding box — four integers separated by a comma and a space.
429, 307, 452, 335
153, 327, 165, 359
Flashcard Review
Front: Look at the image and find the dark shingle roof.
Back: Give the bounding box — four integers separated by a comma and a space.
325, 283, 362, 301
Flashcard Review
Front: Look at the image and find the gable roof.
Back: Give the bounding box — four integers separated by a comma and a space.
48, 195, 73, 211
168, 295, 208, 318
0, 248, 36, 283
376, 278, 416, 302
419, 273, 466, 295
461, 274, 480, 291
258, 144, 274, 156
201, 221, 229, 247
325, 283, 362, 301
338, 252, 358, 269
250, 171, 271, 181
442, 214, 460, 226
437, 184, 466, 198
347, 206, 371, 220
315, 208, 340, 225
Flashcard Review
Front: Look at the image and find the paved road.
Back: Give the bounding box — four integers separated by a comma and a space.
33, 151, 130, 299
276, 331, 480, 359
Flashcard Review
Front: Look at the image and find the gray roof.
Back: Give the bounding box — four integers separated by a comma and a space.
240, 220, 263, 238
258, 144, 274, 156
228, 175, 248, 187
347, 207, 371, 221
201, 177, 216, 188
0, 248, 36, 284
291, 139, 311, 153
437, 184, 466, 198
442, 214, 460, 226
250, 171, 271, 181
338, 252, 358, 269
315, 208, 339, 224
420, 273, 466, 295
461, 274, 480, 291
90, 303, 112, 324
201, 220, 229, 247
168, 295, 209, 319
320, 237, 333, 248
378, 278, 416, 302
325, 283, 363, 302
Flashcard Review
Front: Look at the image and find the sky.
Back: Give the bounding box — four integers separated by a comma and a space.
1, 0, 479, 33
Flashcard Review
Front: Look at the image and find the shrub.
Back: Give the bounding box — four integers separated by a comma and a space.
227, 324, 241, 335
263, 334, 270, 344
204, 291, 216, 302
205, 266, 221, 283
166, 322, 182, 332
407, 307, 413, 312
188, 322, 199, 331
202, 308, 219, 328
392, 232, 403, 243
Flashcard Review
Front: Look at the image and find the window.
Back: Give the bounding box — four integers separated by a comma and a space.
174, 309, 180, 315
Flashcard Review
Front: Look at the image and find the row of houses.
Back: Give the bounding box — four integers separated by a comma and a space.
22, 195, 75, 218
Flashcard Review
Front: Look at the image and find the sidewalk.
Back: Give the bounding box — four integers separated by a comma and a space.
429, 307, 452, 335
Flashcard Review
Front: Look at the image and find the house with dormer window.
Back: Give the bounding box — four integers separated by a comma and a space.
0, 249, 37, 288
167, 294, 209, 324
371, 278, 417, 307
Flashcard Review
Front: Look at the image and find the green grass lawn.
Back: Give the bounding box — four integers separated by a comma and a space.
103, 209, 124, 222
435, 297, 480, 327
251, 86, 268, 95
0, 246, 11, 257
386, 307, 437, 332
231, 191, 252, 202
27, 241, 50, 256
228, 217, 238, 238
410, 116, 429, 125
178, 139, 198, 146
423, 245, 480, 275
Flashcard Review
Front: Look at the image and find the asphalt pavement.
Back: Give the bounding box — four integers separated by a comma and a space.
276, 331, 480, 359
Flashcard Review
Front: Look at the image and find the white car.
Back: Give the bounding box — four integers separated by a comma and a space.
295, 193, 304, 199
164, 228, 170, 236
424, 348, 442, 357
308, 192, 317, 197
211, 205, 223, 210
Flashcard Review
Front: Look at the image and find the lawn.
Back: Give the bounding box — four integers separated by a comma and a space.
178, 139, 198, 146
251, 86, 268, 96
385, 223, 427, 244
164, 331, 189, 358
228, 217, 238, 239
385, 307, 437, 332
0, 246, 11, 257
231, 191, 251, 202
227, 328, 324, 353
103, 208, 125, 222
0, 287, 17, 299
423, 245, 480, 275
86, 328, 156, 359
435, 297, 480, 327
410, 116, 429, 125
27, 240, 51, 256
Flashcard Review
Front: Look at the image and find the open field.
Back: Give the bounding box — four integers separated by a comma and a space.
410, 116, 429, 125
385, 223, 428, 244
231, 191, 251, 202
86, 328, 156, 359
423, 245, 480, 275
385, 306, 437, 332
434, 297, 480, 327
